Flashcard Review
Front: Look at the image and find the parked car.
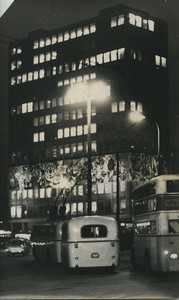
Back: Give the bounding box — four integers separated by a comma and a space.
6, 238, 31, 256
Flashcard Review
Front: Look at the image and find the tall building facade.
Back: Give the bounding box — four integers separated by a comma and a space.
8, 5, 170, 233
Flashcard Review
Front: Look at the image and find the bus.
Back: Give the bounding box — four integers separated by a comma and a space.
61, 215, 120, 271
131, 174, 179, 273
31, 220, 63, 263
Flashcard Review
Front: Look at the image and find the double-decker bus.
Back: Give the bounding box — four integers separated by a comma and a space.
131, 174, 179, 273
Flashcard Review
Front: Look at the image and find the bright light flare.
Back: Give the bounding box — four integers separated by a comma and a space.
65, 80, 110, 104
129, 111, 145, 123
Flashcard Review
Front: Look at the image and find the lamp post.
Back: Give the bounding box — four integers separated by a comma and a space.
87, 89, 92, 215
65, 80, 110, 216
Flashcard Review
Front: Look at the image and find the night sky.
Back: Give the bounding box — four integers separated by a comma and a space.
0, 0, 179, 221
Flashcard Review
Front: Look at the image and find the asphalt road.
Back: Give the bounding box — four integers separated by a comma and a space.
0, 251, 179, 299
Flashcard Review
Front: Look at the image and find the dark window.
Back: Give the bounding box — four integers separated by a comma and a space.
169, 220, 179, 233
167, 180, 179, 193
81, 224, 107, 238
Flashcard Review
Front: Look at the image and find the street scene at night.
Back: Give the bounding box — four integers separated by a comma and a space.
0, 0, 179, 299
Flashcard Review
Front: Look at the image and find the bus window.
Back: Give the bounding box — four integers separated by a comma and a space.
169, 220, 179, 233
81, 225, 107, 238
167, 180, 179, 193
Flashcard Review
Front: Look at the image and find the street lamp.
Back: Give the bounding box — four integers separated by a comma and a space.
65, 80, 110, 215
129, 111, 160, 156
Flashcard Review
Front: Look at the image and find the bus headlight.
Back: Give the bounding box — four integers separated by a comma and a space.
164, 250, 169, 255
170, 253, 178, 260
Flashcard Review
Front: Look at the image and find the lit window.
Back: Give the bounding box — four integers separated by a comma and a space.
52, 51, 57, 60
118, 48, 125, 59
52, 66, 56, 75
64, 128, 70, 137
71, 127, 76, 136
64, 96, 70, 105
11, 62, 16, 70
57, 80, 63, 87
46, 187, 52, 197
84, 74, 90, 81
78, 143, 83, 152
91, 123, 96, 134
72, 62, 76, 71
17, 47, 22, 54
46, 52, 51, 61
90, 73, 96, 79
52, 35, 57, 44
39, 38, 45, 48
77, 75, 83, 83
130, 101, 136, 111
46, 99, 51, 108
64, 31, 70, 41
58, 33, 63, 42
118, 15, 124, 25
92, 140, 97, 152
148, 20, 154, 31
77, 27, 83, 37
45, 115, 51, 124
104, 51, 110, 63
17, 206, 22, 218
65, 63, 69, 72
136, 15, 142, 27
83, 25, 89, 35
17, 75, 22, 84
111, 49, 117, 61
33, 118, 38, 126
57, 129, 63, 139
58, 145, 64, 155
39, 116, 44, 125
119, 101, 125, 111
77, 109, 83, 119
97, 54, 103, 64
129, 13, 135, 25
71, 110, 76, 120
39, 101, 44, 110
11, 77, 16, 85
39, 69, 45, 78
70, 77, 76, 85
39, 54, 45, 63
143, 19, 148, 29
90, 56, 96, 66
70, 29, 76, 39
65, 145, 70, 154
90, 23, 96, 33
111, 16, 117, 27
137, 102, 143, 113
58, 96, 63, 106
33, 40, 38, 49
52, 146, 57, 158
52, 98, 57, 107
22, 73, 27, 83
34, 71, 38, 80
28, 189, 33, 198
22, 103, 27, 114
77, 125, 83, 135
64, 111, 70, 120
33, 133, 38, 142
11, 48, 16, 55
71, 144, 76, 153
40, 188, 45, 198
155, 55, 160, 66
161, 57, 167, 67
39, 132, 45, 141
84, 125, 88, 135
64, 79, 70, 85
45, 37, 51, 46
28, 102, 33, 112
112, 102, 118, 113
78, 59, 83, 69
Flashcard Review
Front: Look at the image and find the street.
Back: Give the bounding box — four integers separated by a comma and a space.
0, 252, 179, 299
